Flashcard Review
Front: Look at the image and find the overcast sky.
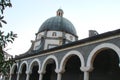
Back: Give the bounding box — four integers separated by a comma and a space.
3, 0, 120, 56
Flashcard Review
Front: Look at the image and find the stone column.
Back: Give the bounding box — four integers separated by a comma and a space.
56, 69, 65, 80
39, 73, 43, 80
9, 73, 12, 80
80, 66, 93, 80
17, 72, 20, 80
84, 71, 89, 80
38, 70, 46, 80
26, 73, 30, 80
26, 71, 30, 80
57, 72, 62, 80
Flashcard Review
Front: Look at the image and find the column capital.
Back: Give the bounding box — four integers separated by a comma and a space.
16, 71, 21, 74
38, 70, 46, 74
80, 66, 93, 72
55, 68, 65, 74
9, 72, 13, 75
26, 70, 31, 75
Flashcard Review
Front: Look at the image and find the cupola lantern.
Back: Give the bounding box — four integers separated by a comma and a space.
56, 9, 64, 17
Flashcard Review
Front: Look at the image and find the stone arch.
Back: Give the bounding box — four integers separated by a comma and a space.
10, 63, 18, 80
18, 61, 28, 73
29, 58, 41, 73
40, 55, 58, 73
8, 64, 12, 73
9, 64, 12, 70
59, 50, 85, 73
87, 43, 120, 69
10, 63, 18, 74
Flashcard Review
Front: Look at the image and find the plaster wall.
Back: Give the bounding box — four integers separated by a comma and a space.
36, 32, 45, 40
46, 31, 62, 38
65, 33, 76, 41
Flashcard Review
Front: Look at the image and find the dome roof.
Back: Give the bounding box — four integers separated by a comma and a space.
38, 9, 77, 36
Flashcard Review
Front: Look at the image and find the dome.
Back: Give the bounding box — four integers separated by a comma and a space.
38, 9, 77, 36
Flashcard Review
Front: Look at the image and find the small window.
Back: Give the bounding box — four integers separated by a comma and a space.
52, 32, 57, 36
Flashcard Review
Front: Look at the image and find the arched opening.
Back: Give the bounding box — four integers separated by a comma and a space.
52, 32, 57, 36
19, 64, 27, 80
62, 55, 83, 80
29, 62, 39, 80
11, 65, 17, 80
90, 49, 120, 80
43, 60, 57, 80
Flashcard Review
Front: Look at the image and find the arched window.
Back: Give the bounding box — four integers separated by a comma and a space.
52, 32, 57, 36
70, 36, 73, 40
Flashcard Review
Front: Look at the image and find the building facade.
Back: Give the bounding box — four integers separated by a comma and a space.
9, 9, 120, 80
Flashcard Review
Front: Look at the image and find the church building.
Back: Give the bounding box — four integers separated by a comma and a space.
9, 9, 120, 80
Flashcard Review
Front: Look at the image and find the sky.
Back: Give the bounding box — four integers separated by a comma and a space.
3, 0, 120, 56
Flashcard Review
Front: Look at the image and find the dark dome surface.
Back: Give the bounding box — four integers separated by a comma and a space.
38, 9, 77, 36
38, 16, 77, 36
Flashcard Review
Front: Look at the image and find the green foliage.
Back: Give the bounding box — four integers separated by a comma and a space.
0, 0, 12, 27
0, 0, 12, 14
0, 15, 7, 27
0, 31, 17, 47
0, 54, 14, 75
0, 0, 17, 77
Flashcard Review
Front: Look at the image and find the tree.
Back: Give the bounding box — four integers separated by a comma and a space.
0, 0, 17, 78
